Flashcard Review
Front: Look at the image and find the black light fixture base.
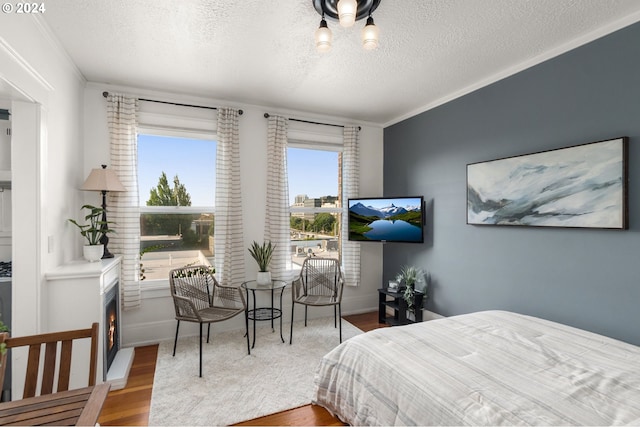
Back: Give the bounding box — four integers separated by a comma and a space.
312, 0, 381, 22
101, 246, 115, 259
101, 234, 115, 259
99, 189, 114, 259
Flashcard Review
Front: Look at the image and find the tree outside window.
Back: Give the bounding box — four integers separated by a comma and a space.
137, 133, 216, 281
142, 172, 199, 246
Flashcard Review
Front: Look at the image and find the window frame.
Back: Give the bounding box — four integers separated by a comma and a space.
287, 141, 343, 270
136, 125, 217, 286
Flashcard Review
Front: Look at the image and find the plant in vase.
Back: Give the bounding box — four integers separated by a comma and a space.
68, 204, 115, 262
395, 265, 426, 317
248, 240, 275, 285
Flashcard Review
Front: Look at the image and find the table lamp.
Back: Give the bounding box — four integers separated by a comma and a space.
81, 164, 126, 258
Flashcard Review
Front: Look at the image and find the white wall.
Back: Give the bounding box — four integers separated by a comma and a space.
1, 14, 85, 398
0, 15, 85, 332
83, 83, 384, 346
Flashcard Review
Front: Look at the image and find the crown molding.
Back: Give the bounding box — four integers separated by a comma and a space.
32, 15, 86, 84
384, 11, 640, 128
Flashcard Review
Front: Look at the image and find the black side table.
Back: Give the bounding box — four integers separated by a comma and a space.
241, 280, 287, 354
378, 287, 425, 326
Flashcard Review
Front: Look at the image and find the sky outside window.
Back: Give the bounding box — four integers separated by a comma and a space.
138, 136, 339, 207
138, 134, 216, 207
287, 147, 339, 204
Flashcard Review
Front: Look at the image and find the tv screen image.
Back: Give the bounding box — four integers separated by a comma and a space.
348, 196, 424, 243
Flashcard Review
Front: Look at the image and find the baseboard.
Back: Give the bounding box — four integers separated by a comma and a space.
122, 289, 380, 347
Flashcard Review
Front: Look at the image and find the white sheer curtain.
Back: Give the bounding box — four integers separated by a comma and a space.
264, 115, 292, 280
214, 108, 245, 287
341, 126, 360, 286
107, 93, 141, 309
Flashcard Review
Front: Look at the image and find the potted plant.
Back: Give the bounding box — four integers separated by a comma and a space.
395, 265, 426, 318
68, 204, 115, 262
248, 240, 275, 285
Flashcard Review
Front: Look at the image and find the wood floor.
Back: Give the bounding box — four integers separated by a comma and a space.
98, 345, 158, 426
98, 311, 386, 426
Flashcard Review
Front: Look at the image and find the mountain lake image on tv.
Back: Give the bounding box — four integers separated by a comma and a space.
348, 196, 424, 243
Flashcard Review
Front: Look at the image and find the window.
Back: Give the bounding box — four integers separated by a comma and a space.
288, 146, 342, 269
137, 132, 216, 281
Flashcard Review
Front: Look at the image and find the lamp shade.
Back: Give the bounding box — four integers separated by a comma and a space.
337, 0, 357, 27
362, 16, 379, 50
81, 165, 126, 192
315, 19, 333, 52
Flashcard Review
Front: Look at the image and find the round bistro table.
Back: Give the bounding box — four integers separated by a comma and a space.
241, 279, 287, 353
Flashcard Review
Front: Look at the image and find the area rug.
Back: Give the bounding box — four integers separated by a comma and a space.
148, 317, 363, 426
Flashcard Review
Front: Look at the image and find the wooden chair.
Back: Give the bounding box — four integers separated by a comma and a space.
0, 323, 98, 399
0, 332, 8, 397
290, 257, 344, 344
169, 266, 247, 377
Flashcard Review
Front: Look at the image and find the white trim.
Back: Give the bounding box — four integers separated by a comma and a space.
139, 281, 171, 298
137, 101, 217, 136
290, 206, 342, 214
384, 12, 640, 127
123, 287, 379, 347
288, 119, 343, 147
32, 15, 85, 83
0, 37, 53, 101
138, 124, 216, 141
288, 139, 343, 152
140, 205, 214, 214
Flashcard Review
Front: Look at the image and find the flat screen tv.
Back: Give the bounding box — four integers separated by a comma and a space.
348, 196, 424, 243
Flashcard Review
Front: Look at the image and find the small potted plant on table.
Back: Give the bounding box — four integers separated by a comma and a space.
248, 240, 275, 285
69, 204, 115, 262
396, 265, 426, 320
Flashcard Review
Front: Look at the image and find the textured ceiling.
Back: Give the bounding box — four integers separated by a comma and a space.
41, 0, 640, 126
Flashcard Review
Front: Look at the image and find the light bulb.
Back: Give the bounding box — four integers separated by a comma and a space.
361, 16, 379, 50
315, 19, 332, 52
337, 0, 357, 28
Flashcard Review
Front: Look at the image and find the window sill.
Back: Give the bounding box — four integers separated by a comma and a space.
140, 279, 170, 299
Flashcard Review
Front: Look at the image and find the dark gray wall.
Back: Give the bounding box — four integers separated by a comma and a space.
383, 22, 640, 345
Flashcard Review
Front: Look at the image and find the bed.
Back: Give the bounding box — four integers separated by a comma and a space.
313, 310, 640, 425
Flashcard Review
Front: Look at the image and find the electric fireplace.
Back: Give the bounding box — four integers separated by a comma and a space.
46, 257, 134, 390
104, 283, 119, 372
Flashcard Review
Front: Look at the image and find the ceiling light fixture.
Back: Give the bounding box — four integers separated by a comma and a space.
315, 14, 333, 52
361, 15, 379, 50
337, 0, 357, 27
313, 0, 381, 52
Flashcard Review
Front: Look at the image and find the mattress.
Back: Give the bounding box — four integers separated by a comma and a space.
313, 310, 640, 425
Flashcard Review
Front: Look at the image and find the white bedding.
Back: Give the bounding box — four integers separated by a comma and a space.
313, 310, 640, 426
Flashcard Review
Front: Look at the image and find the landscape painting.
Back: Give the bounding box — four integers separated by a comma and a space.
348, 196, 424, 242
467, 137, 628, 229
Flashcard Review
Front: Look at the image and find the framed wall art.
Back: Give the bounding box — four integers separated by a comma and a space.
467, 137, 628, 229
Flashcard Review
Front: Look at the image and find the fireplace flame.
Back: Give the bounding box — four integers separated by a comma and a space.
108, 312, 116, 351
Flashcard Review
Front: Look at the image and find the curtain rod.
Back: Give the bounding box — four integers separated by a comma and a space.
263, 113, 360, 131
102, 91, 243, 115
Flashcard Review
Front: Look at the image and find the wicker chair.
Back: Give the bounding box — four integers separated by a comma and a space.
290, 257, 344, 344
169, 266, 247, 377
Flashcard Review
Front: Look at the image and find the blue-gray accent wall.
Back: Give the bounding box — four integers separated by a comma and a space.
383, 22, 640, 345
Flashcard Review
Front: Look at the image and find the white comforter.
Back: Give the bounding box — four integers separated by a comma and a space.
313, 310, 640, 425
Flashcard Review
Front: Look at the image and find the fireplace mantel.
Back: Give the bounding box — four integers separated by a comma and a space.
45, 256, 133, 390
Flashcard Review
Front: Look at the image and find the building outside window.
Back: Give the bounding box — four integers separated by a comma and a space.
288, 146, 342, 269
